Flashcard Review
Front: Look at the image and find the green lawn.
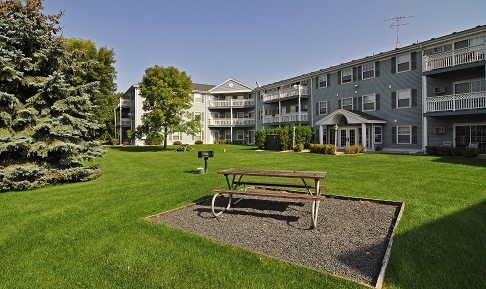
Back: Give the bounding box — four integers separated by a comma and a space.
1, 145, 485, 289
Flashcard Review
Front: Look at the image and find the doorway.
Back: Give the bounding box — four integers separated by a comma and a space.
338, 127, 358, 148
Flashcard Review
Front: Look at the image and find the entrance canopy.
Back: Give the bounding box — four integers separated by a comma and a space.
316, 109, 387, 126
315, 109, 387, 150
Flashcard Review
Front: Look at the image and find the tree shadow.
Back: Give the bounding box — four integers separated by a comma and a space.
108, 145, 169, 152
430, 156, 486, 168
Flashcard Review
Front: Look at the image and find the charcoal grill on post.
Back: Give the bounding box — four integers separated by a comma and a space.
198, 151, 214, 174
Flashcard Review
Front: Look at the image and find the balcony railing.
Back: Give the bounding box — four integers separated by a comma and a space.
209, 99, 255, 108
425, 91, 486, 112
263, 113, 308, 124
208, 118, 255, 126
119, 99, 131, 107
424, 44, 485, 71
262, 86, 309, 102
115, 117, 132, 127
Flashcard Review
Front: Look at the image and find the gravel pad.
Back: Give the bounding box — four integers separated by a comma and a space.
148, 195, 402, 287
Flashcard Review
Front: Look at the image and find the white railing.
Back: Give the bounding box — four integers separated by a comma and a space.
424, 44, 485, 71
262, 113, 308, 124
208, 118, 255, 126
262, 86, 309, 102
426, 91, 486, 112
209, 99, 255, 108
115, 118, 131, 127
119, 99, 131, 107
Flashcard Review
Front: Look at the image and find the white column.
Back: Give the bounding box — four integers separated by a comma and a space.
422, 75, 428, 150
319, 125, 324, 144
361, 123, 367, 152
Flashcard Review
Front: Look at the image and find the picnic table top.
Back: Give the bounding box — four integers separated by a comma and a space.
217, 168, 326, 179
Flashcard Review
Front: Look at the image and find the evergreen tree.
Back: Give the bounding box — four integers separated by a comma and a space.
0, 0, 104, 191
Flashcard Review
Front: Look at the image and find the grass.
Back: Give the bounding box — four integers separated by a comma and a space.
0, 144, 485, 289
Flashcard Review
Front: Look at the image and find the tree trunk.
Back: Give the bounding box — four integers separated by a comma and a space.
163, 127, 168, 150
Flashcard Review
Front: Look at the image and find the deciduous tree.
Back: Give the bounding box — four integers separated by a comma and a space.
130, 65, 200, 149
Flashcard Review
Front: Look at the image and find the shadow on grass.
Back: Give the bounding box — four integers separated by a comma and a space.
386, 200, 486, 289
430, 156, 486, 168
109, 145, 169, 152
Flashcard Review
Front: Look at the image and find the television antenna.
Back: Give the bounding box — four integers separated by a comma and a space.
385, 15, 414, 48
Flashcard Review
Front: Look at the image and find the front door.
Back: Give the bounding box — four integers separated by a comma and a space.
338, 127, 357, 148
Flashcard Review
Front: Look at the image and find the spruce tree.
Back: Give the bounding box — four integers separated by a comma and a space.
0, 0, 104, 191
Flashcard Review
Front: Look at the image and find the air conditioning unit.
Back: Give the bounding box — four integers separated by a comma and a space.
434, 127, 445, 134
301, 105, 308, 111
434, 86, 445, 94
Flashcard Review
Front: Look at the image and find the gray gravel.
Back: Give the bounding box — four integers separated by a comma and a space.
148, 195, 402, 287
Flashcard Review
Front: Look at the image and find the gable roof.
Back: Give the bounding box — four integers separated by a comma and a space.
315, 109, 386, 125
208, 78, 254, 94
192, 83, 215, 92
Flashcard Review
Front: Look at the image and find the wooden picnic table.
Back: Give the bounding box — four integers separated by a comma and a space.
211, 168, 326, 228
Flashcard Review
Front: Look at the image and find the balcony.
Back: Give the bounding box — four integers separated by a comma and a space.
425, 91, 486, 113
262, 86, 309, 103
119, 99, 131, 107
263, 113, 309, 124
115, 117, 132, 127
208, 118, 255, 127
424, 44, 485, 71
209, 99, 255, 109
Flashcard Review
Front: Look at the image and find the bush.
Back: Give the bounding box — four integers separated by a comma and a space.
293, 143, 304, 152
425, 146, 479, 157
309, 144, 336, 155
173, 140, 182, 145
194, 140, 203, 145
344, 145, 364, 154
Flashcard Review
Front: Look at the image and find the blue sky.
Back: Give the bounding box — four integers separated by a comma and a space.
43, 0, 486, 92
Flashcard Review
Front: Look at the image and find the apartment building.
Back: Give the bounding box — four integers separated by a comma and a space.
115, 78, 255, 145
116, 25, 485, 153
254, 24, 485, 153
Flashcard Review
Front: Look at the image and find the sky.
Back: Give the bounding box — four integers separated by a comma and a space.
42, 0, 486, 93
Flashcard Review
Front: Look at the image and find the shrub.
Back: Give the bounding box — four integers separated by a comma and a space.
293, 143, 304, 152
194, 140, 203, 145
425, 146, 479, 157
255, 129, 266, 149
173, 140, 182, 145
344, 145, 364, 154
309, 144, 336, 155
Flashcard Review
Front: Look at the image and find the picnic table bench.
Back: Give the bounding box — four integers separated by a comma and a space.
211, 168, 326, 228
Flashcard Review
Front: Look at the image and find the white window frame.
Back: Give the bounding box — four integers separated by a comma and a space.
341, 67, 352, 83
374, 126, 382, 144
193, 93, 203, 103
237, 112, 244, 118
225, 130, 231, 140
362, 93, 376, 111
341, 97, 353, 110
172, 132, 181, 141
362, 62, 375, 79
454, 78, 486, 94
318, 101, 327, 115
318, 74, 328, 88
237, 130, 244, 140
397, 89, 411, 108
397, 125, 412, 144
397, 54, 411, 73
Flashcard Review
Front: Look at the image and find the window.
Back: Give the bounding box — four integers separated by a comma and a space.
341, 67, 352, 83
362, 62, 375, 79
172, 132, 181, 141
454, 79, 486, 94
225, 130, 231, 140
397, 89, 411, 108
318, 74, 328, 88
397, 126, 411, 144
397, 54, 411, 72
374, 126, 382, 144
237, 130, 244, 140
237, 112, 244, 118
341, 97, 353, 110
258, 110, 263, 120
318, 101, 327, 115
362, 94, 376, 111
193, 93, 203, 103
193, 112, 203, 122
